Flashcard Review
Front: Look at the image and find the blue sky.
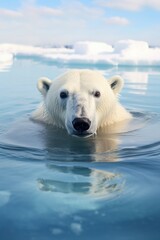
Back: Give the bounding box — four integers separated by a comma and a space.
0, 0, 160, 46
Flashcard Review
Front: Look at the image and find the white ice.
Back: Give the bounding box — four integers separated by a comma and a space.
0, 39, 160, 70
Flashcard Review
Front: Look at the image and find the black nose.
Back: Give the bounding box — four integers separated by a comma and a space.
72, 118, 91, 132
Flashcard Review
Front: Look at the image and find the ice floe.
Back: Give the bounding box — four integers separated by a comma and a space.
0, 40, 160, 70
74, 41, 113, 55
0, 52, 13, 71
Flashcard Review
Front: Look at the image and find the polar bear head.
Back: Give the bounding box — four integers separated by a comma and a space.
37, 70, 125, 137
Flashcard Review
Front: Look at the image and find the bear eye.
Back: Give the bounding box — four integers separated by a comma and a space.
93, 91, 101, 98
60, 90, 69, 99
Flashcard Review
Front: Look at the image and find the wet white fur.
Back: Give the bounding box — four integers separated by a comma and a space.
31, 70, 132, 135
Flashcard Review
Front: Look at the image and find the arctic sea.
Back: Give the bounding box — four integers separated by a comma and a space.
0, 42, 160, 240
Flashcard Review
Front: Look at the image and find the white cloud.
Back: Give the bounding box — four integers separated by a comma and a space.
0, 9, 22, 18
61, 1, 104, 19
96, 0, 160, 11
22, 6, 63, 17
149, 0, 160, 9
0, 0, 159, 45
0, 0, 105, 45
106, 16, 129, 25
37, 7, 63, 16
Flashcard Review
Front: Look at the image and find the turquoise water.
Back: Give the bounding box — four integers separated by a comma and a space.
0, 59, 160, 240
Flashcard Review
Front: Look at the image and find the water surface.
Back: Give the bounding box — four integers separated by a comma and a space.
0, 60, 160, 240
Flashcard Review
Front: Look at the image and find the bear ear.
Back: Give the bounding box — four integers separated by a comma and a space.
37, 77, 52, 97
108, 75, 124, 95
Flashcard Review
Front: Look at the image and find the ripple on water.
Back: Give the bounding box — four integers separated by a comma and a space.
0, 111, 159, 163
0, 110, 159, 209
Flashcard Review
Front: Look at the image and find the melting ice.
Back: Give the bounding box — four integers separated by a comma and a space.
0, 39, 160, 71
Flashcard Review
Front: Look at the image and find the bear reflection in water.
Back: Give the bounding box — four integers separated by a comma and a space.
37, 163, 124, 200
3, 118, 129, 202
36, 121, 127, 200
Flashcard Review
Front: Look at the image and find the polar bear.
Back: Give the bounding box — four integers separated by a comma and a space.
32, 70, 132, 137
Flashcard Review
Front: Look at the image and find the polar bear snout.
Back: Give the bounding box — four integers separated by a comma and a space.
72, 117, 91, 133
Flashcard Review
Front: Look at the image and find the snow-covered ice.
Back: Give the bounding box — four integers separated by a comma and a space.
74, 41, 113, 54
0, 40, 160, 70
